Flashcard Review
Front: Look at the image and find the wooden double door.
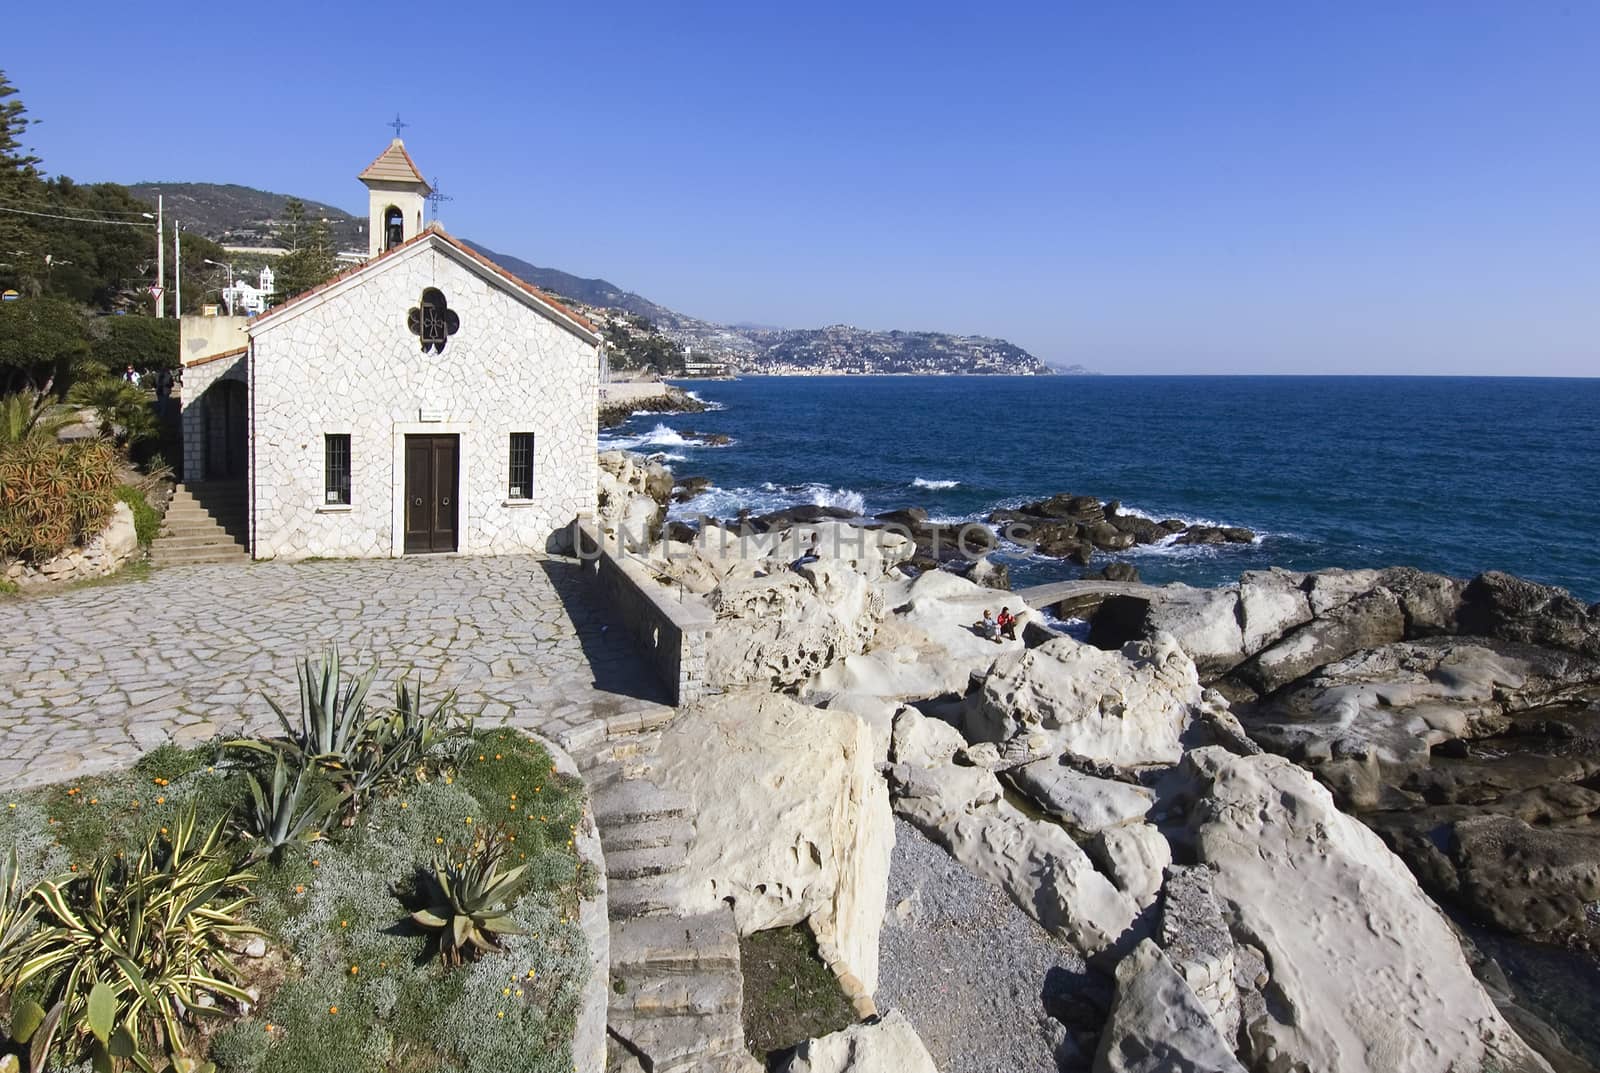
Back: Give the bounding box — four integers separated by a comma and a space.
404, 434, 458, 554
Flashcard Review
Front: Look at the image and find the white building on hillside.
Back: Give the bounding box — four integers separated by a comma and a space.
179, 138, 601, 559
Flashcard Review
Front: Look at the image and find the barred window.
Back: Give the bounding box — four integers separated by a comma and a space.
508, 433, 534, 500
325, 434, 351, 505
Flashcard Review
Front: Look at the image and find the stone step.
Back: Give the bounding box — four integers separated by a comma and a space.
153, 533, 246, 550
606, 1012, 746, 1073
609, 912, 740, 976
593, 780, 689, 828
606, 874, 681, 919
601, 815, 693, 854
150, 547, 249, 566
613, 967, 741, 1019
605, 844, 686, 882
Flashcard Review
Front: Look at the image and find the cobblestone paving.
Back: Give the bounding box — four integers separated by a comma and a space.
0, 555, 671, 790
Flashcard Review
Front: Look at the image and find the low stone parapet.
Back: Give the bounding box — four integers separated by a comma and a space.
575, 519, 715, 706
3, 501, 141, 590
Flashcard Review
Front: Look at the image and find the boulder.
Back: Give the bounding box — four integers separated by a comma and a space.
1089, 824, 1170, 910
1180, 747, 1552, 1073
1460, 571, 1599, 657
774, 1009, 938, 1073
706, 563, 883, 690
1380, 566, 1465, 636
1231, 586, 1406, 696
964, 634, 1201, 773
1304, 568, 1385, 616
1092, 563, 1143, 583
888, 709, 1140, 954
651, 693, 894, 994
1237, 569, 1312, 655
1005, 759, 1154, 835
1138, 586, 1246, 675
1448, 815, 1600, 938
1091, 939, 1248, 1073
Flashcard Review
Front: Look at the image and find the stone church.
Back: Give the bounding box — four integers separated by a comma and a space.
179, 138, 601, 560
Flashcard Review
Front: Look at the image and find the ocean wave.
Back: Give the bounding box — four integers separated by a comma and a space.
668, 481, 867, 521
683, 390, 727, 412
911, 477, 961, 490
598, 422, 734, 452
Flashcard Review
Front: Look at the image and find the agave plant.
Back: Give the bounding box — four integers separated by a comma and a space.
241, 753, 342, 861
0, 846, 40, 963
5, 807, 261, 1072
386, 677, 476, 774
260, 648, 382, 768
410, 830, 529, 967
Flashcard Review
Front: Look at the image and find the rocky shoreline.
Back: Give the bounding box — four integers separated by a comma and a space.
597, 382, 708, 429
592, 449, 1600, 1072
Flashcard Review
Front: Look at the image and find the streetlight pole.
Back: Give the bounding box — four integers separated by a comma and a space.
174, 224, 181, 316
156, 194, 164, 317
204, 259, 235, 315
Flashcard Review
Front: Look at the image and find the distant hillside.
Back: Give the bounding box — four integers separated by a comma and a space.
459, 241, 681, 325
127, 183, 366, 250
123, 181, 1059, 374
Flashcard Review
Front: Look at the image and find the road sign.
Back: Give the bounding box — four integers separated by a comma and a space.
0, 289, 19, 301
148, 285, 164, 298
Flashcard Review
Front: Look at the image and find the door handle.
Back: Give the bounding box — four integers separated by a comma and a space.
414, 497, 423, 506
441, 497, 450, 506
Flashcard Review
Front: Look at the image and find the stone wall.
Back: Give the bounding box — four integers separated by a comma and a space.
3, 502, 140, 590
179, 347, 248, 484
249, 238, 599, 560
576, 521, 713, 706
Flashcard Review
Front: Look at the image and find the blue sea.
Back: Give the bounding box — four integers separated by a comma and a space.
601, 375, 1600, 601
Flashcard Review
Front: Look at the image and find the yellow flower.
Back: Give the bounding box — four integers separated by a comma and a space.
400, 801, 409, 809
329, 1006, 338, 1015
349, 965, 359, 975
496, 1010, 505, 1019
464, 817, 473, 825
435, 837, 444, 844
265, 1024, 274, 1033
495, 753, 502, 760
155, 796, 165, 805
510, 793, 517, 801
340, 920, 348, 928
508, 804, 517, 811
527, 969, 536, 978
502, 988, 511, 996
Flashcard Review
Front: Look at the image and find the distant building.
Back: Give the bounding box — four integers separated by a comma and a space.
221, 266, 275, 316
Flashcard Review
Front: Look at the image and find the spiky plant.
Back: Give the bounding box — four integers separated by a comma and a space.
0, 846, 40, 963
65, 377, 157, 446
410, 829, 529, 967
0, 436, 119, 561
5, 807, 261, 1072
0, 389, 71, 446
387, 677, 476, 775
241, 753, 341, 861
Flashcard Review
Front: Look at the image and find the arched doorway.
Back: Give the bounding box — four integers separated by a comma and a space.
204, 380, 247, 480
384, 206, 405, 251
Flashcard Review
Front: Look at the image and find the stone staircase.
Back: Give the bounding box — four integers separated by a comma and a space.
150, 482, 248, 566
568, 715, 762, 1073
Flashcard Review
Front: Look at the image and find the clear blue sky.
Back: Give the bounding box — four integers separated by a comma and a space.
8, 2, 1598, 374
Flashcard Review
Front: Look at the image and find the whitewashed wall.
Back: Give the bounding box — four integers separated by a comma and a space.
249, 240, 598, 560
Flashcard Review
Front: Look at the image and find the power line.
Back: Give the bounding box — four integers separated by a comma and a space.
0, 203, 155, 227
0, 195, 157, 217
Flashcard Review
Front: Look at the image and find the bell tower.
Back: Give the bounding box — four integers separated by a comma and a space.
358, 138, 431, 258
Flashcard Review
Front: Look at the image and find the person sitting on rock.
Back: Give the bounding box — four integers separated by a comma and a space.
977, 609, 1001, 642
996, 606, 1018, 640
789, 533, 821, 572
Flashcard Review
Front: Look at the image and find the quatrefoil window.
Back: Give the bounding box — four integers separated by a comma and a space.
407, 288, 460, 354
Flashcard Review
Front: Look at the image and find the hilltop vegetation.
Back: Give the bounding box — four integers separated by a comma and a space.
126, 182, 366, 251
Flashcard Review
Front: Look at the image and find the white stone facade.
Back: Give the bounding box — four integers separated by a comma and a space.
237, 231, 597, 560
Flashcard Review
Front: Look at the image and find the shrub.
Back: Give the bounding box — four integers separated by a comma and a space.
116, 484, 160, 546
0, 436, 120, 562
66, 376, 157, 446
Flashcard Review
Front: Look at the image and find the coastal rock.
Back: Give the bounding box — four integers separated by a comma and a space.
888, 708, 1140, 954
671, 474, 713, 503
963, 633, 1201, 773
651, 693, 894, 994
1089, 823, 1170, 910
1005, 759, 1154, 834
774, 1009, 938, 1073
1137, 585, 1246, 675
1092, 938, 1248, 1073
706, 561, 884, 690
1380, 566, 1466, 636
1446, 815, 1600, 938
1157, 866, 1240, 1043
1091, 563, 1143, 584
596, 450, 672, 550
1460, 571, 1600, 657
1237, 569, 1313, 655
1173, 525, 1254, 546
1180, 746, 1552, 1073
1231, 586, 1406, 695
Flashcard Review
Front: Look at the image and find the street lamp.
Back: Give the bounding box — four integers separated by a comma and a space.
138, 194, 164, 317
205, 259, 236, 314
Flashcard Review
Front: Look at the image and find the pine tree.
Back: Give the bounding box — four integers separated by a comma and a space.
0, 70, 46, 294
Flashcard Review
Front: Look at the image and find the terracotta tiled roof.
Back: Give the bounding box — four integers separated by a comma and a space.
248, 225, 597, 340
184, 344, 247, 368
358, 139, 431, 190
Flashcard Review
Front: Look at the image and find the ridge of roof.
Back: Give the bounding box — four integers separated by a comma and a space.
248, 225, 597, 340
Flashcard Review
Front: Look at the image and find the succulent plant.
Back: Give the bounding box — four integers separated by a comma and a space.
4, 807, 261, 1072
409, 830, 529, 967
0, 845, 40, 963
241, 752, 341, 861
387, 676, 475, 773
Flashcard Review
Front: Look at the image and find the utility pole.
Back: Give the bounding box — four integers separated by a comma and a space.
155, 194, 165, 317
174, 224, 181, 316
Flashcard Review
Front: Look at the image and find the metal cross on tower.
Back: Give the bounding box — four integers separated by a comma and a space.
427, 177, 453, 223
388, 113, 409, 138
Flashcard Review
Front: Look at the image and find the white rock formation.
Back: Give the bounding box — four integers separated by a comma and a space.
706, 562, 885, 690
596, 450, 671, 552
1238, 569, 1313, 656
1007, 759, 1155, 835
1092, 939, 1249, 1073
964, 633, 1201, 773
1090, 824, 1171, 911
1181, 746, 1553, 1073
774, 1009, 939, 1073
650, 693, 893, 994
888, 708, 1140, 954
1138, 585, 1246, 675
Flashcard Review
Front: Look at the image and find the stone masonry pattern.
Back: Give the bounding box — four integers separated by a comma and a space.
0, 555, 671, 792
